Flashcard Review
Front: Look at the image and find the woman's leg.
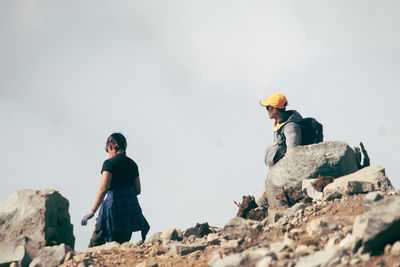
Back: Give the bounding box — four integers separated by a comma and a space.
88, 224, 106, 247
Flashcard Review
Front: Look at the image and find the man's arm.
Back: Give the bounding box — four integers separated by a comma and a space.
283, 122, 302, 151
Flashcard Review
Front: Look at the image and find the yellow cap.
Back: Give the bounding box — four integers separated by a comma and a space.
260, 93, 288, 109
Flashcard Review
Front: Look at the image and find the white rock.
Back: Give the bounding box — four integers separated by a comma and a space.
269, 242, 286, 253
338, 234, 358, 252
283, 235, 296, 250
255, 256, 274, 267
302, 179, 323, 200
220, 239, 240, 249
296, 245, 344, 267
86, 241, 120, 253
208, 251, 222, 265
211, 253, 243, 267
242, 248, 272, 262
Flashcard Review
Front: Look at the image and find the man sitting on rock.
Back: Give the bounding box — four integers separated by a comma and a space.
261, 93, 302, 167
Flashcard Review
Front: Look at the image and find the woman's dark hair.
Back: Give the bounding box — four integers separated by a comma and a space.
106, 133, 127, 152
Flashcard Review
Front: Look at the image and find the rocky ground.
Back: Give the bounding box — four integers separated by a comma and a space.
60, 191, 400, 267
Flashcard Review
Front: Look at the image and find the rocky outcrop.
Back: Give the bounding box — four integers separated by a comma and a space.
257, 141, 359, 208
353, 196, 400, 254
0, 189, 75, 249
323, 165, 392, 197
0, 237, 40, 267
0, 189, 74, 267
29, 243, 72, 267
59, 189, 400, 267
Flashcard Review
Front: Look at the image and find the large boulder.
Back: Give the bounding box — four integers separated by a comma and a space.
0, 237, 40, 267
0, 189, 75, 249
353, 196, 400, 254
29, 243, 72, 267
257, 141, 359, 208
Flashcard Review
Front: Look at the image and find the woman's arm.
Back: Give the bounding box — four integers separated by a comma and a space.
134, 176, 141, 195
91, 171, 112, 214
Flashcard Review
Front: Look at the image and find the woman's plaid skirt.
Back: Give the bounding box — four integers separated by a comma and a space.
97, 187, 150, 242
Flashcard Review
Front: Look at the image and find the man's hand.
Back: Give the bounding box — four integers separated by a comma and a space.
81, 213, 94, 226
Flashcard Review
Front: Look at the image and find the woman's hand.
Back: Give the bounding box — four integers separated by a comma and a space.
81, 213, 94, 226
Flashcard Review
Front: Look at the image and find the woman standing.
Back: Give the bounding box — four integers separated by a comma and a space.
81, 133, 150, 247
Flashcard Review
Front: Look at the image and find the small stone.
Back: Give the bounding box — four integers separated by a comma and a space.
255, 256, 274, 267
384, 244, 392, 254
340, 255, 350, 265
349, 258, 361, 265
187, 235, 197, 243
283, 235, 295, 250
270, 242, 286, 253
145, 232, 162, 245
149, 245, 168, 257
338, 234, 358, 252
289, 228, 305, 237
268, 209, 284, 223
364, 192, 383, 202
64, 251, 74, 261
221, 239, 240, 249
302, 179, 323, 200
342, 225, 352, 235
324, 191, 342, 201
160, 229, 180, 241
207, 233, 220, 245
277, 252, 291, 261
359, 253, 370, 261
136, 258, 158, 267
284, 203, 306, 218
391, 241, 400, 256
295, 245, 314, 256
183, 227, 201, 238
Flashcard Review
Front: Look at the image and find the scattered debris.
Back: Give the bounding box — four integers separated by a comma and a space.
276, 187, 312, 207
194, 223, 212, 238
312, 175, 334, 192
234, 195, 267, 221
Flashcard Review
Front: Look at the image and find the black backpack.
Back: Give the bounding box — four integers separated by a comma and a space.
300, 118, 323, 145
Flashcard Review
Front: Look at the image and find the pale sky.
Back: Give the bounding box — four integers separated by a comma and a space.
1, 0, 399, 252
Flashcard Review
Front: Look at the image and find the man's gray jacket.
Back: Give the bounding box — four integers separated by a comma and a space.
265, 110, 302, 167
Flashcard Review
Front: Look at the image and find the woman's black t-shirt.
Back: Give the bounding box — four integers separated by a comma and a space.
101, 154, 139, 189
